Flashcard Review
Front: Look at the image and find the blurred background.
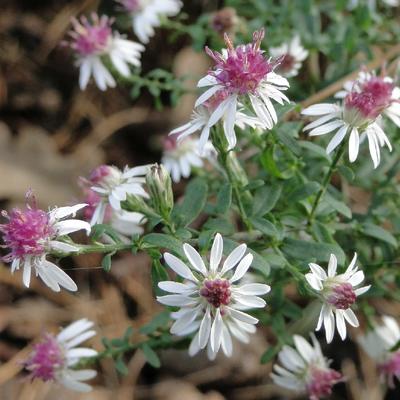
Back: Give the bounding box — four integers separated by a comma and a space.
0, 0, 399, 399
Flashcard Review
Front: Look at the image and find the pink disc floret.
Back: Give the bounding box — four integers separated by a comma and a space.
379, 351, 400, 388
307, 367, 342, 400
0, 203, 54, 261
25, 334, 64, 382
206, 29, 275, 95
68, 14, 113, 57
88, 165, 113, 184
327, 282, 356, 310
278, 53, 296, 74
117, 0, 142, 12
200, 279, 231, 308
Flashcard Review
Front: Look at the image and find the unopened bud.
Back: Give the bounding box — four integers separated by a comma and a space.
146, 164, 174, 218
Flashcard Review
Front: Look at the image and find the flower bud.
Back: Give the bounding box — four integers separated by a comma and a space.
146, 164, 174, 218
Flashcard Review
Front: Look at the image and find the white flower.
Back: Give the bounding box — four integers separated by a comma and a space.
348, 0, 399, 9
157, 233, 270, 360
335, 70, 400, 128
271, 334, 342, 400
86, 164, 150, 225
358, 315, 400, 387
170, 102, 268, 154
66, 14, 144, 91
302, 101, 392, 168
161, 134, 216, 182
305, 253, 370, 343
25, 319, 98, 392
192, 29, 289, 151
1, 199, 91, 292
116, 0, 182, 44
269, 35, 308, 78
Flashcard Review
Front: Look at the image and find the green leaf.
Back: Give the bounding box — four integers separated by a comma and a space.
299, 141, 330, 160
338, 165, 354, 182
223, 238, 270, 277
275, 121, 303, 156
172, 177, 208, 227
250, 217, 278, 237
151, 259, 170, 296
290, 182, 320, 201
91, 224, 124, 244
252, 184, 282, 216
324, 192, 352, 218
140, 311, 171, 335
282, 238, 345, 264
143, 233, 184, 257
214, 183, 232, 214
203, 217, 234, 235
261, 346, 279, 364
140, 343, 161, 368
115, 356, 129, 375
361, 223, 397, 247
101, 251, 115, 272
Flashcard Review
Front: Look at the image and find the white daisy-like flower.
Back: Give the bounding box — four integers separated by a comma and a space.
25, 319, 98, 392
348, 0, 399, 9
271, 334, 342, 400
305, 253, 370, 343
157, 233, 271, 360
302, 94, 392, 168
358, 315, 400, 387
161, 134, 216, 182
0, 194, 91, 292
335, 70, 400, 128
192, 29, 289, 151
116, 0, 182, 44
170, 96, 268, 154
66, 13, 145, 91
269, 35, 308, 78
84, 164, 150, 226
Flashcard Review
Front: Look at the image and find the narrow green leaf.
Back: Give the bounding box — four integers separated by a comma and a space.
214, 183, 232, 214
151, 259, 170, 296
299, 141, 330, 160
141, 343, 161, 368
361, 223, 397, 247
140, 311, 171, 335
290, 181, 320, 201
261, 346, 279, 364
252, 184, 282, 216
115, 356, 129, 375
324, 192, 352, 218
250, 217, 278, 237
143, 233, 184, 257
338, 165, 354, 182
101, 252, 114, 272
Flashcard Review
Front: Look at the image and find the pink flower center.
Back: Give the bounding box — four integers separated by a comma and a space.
200, 279, 231, 308
163, 134, 179, 152
362, 77, 394, 109
327, 282, 356, 310
25, 334, 64, 382
118, 0, 142, 12
277, 53, 295, 73
89, 164, 112, 184
0, 206, 54, 260
206, 30, 274, 95
307, 368, 342, 400
68, 14, 112, 56
379, 351, 400, 388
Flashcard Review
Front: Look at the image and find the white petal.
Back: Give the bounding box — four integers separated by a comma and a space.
57, 319, 94, 342
158, 281, 195, 294
354, 285, 370, 296
227, 307, 258, 324
305, 273, 323, 291
221, 324, 233, 357
348, 270, 365, 287
343, 308, 359, 327
230, 253, 253, 283
66, 348, 98, 359
336, 311, 347, 340
235, 283, 271, 296
157, 295, 197, 307
210, 233, 223, 272
210, 308, 223, 352
199, 307, 212, 349
183, 244, 207, 275
22, 263, 31, 288
302, 104, 341, 116
309, 263, 327, 280
49, 204, 87, 220
164, 253, 198, 282
326, 125, 348, 154
54, 220, 91, 236
328, 253, 337, 278
50, 241, 79, 253
293, 335, 315, 362
221, 243, 247, 275
348, 128, 360, 162
323, 307, 335, 343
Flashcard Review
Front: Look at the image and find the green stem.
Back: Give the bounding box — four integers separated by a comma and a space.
308, 141, 346, 225
70, 243, 133, 256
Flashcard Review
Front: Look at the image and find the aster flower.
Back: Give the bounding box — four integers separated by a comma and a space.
0, 194, 91, 292
269, 35, 308, 78
271, 334, 342, 400
82, 188, 145, 237
192, 29, 289, 151
161, 134, 216, 183
305, 253, 370, 343
170, 91, 269, 154
25, 319, 97, 392
116, 0, 182, 44
358, 315, 400, 387
84, 164, 150, 226
335, 69, 400, 128
65, 13, 144, 91
157, 233, 270, 360
302, 87, 393, 168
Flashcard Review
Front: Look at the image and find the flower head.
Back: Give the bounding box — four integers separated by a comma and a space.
65, 13, 144, 90
25, 319, 97, 392
82, 164, 149, 226
271, 334, 342, 400
157, 233, 270, 360
269, 36, 308, 78
305, 253, 370, 343
210, 7, 238, 36
358, 315, 400, 387
0, 193, 90, 292
189, 30, 289, 151
116, 0, 182, 44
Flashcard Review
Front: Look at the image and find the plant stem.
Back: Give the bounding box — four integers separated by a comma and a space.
71, 243, 133, 256
308, 141, 346, 225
